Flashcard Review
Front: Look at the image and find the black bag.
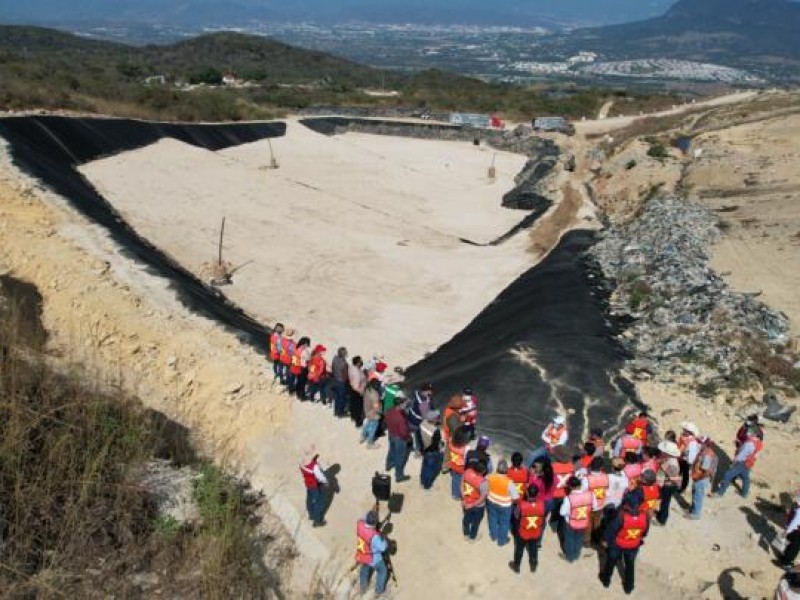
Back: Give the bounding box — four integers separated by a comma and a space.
372, 472, 391, 502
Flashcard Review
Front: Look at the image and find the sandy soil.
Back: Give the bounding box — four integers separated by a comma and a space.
3, 93, 799, 598
684, 112, 800, 339
79, 121, 531, 369
4, 130, 797, 598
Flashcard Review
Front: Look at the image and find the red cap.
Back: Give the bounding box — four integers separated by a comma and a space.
376, 362, 388, 373
313, 344, 327, 354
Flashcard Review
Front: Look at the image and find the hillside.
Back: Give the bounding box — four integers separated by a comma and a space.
561, 0, 800, 81
0, 25, 639, 122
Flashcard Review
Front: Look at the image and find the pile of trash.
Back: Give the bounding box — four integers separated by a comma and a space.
591, 195, 796, 394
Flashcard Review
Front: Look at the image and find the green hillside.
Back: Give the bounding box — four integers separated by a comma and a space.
0, 25, 668, 122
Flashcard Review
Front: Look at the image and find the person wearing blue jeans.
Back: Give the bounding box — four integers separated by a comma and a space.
463, 505, 486, 540
384, 400, 411, 482
486, 460, 520, 546
385, 436, 410, 482
716, 461, 752, 497
461, 463, 489, 540
715, 431, 760, 499
421, 450, 444, 489
300, 449, 328, 528
451, 471, 463, 500
687, 438, 717, 519
357, 511, 389, 596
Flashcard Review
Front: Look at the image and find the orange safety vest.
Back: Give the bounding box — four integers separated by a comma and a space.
507, 466, 528, 499
290, 345, 304, 375
487, 473, 513, 507
641, 458, 659, 475
620, 435, 642, 457
615, 510, 647, 550
552, 461, 575, 499
518, 500, 546, 541
744, 437, 764, 469
355, 520, 378, 565
442, 406, 458, 443
269, 332, 281, 360
461, 468, 485, 509
626, 417, 650, 444
691, 446, 717, 481
642, 483, 661, 513
448, 441, 466, 475
545, 424, 567, 450
308, 354, 326, 383
568, 490, 593, 530
280, 339, 294, 366
624, 463, 643, 491
587, 472, 609, 510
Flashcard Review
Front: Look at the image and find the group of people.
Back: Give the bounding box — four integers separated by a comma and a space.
278, 325, 798, 597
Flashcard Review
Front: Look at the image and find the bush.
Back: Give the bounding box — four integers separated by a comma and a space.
646, 140, 670, 160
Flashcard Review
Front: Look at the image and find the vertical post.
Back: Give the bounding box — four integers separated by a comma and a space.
218, 216, 226, 267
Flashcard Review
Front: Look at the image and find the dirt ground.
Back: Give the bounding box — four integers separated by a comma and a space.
79, 121, 531, 369
2, 91, 799, 598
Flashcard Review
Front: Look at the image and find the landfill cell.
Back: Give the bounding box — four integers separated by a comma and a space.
0, 116, 285, 352
404, 230, 637, 451
0, 116, 635, 449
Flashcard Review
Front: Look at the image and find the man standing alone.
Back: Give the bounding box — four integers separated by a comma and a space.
299, 447, 328, 528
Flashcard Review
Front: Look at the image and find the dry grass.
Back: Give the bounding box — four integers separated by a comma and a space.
0, 276, 289, 597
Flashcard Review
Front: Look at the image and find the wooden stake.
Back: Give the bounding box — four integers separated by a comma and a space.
218, 216, 226, 267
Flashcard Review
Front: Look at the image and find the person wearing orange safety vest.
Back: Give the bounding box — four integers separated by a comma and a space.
559, 476, 596, 562
623, 453, 643, 492
486, 459, 521, 547
462, 462, 489, 541
509, 484, 545, 574
600, 495, 649, 594
278, 328, 295, 386
306, 344, 328, 403
355, 510, 389, 595
586, 456, 610, 545
460, 387, 479, 440
442, 395, 465, 447
269, 322, 285, 383
448, 427, 469, 501
774, 565, 800, 600
289, 336, 311, 399
614, 432, 643, 459
550, 445, 576, 529
507, 452, 529, 500
527, 415, 568, 466
640, 469, 661, 518
625, 411, 653, 446
687, 436, 718, 520
714, 425, 763, 499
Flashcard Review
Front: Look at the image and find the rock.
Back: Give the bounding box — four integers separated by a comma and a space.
166, 356, 178, 368
749, 570, 765, 582
226, 382, 244, 394
131, 572, 160, 589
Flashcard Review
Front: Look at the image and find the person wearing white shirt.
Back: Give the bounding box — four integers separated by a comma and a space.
777, 492, 800, 569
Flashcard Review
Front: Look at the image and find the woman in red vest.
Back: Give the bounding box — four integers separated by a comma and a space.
509, 485, 545, 573
600, 496, 649, 594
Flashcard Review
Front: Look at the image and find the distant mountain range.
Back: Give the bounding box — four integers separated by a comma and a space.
0, 0, 675, 29
559, 0, 800, 79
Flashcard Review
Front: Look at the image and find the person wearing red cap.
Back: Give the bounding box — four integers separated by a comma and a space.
306, 344, 329, 403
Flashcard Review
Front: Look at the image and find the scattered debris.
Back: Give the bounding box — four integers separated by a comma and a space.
590, 195, 797, 393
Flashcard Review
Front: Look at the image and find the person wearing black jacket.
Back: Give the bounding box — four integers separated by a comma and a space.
419, 410, 444, 490
600, 493, 649, 595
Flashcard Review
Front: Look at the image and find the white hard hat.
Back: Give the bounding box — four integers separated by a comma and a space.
681, 421, 700, 437
553, 415, 566, 425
